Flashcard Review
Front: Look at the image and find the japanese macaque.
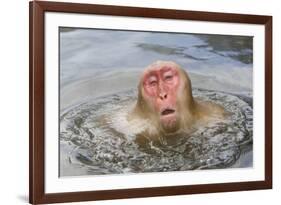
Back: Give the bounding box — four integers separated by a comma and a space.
128, 61, 227, 141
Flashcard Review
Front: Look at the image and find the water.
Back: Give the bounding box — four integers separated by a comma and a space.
60, 89, 252, 176
59, 28, 253, 176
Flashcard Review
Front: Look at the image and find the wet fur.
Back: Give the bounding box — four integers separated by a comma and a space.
128, 61, 227, 141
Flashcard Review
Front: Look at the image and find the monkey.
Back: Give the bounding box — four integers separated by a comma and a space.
127, 61, 227, 143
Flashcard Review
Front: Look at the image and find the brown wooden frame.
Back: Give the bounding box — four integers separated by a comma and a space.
29, 1, 272, 204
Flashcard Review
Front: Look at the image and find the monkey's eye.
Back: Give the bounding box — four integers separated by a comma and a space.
149, 80, 157, 86
147, 76, 157, 86
164, 75, 173, 81
163, 71, 174, 81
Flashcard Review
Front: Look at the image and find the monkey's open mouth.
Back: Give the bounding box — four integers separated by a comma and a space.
161, 109, 175, 116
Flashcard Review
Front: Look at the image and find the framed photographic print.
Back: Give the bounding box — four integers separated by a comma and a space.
29, 1, 272, 204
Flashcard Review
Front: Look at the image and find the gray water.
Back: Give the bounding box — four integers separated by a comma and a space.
59, 28, 253, 176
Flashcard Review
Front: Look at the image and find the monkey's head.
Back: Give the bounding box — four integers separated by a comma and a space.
136, 61, 195, 134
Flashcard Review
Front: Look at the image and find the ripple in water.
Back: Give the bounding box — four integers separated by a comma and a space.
60, 89, 252, 176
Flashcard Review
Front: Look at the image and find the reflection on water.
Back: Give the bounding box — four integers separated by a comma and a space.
136, 34, 253, 64
60, 28, 253, 94
59, 28, 253, 176
198, 35, 253, 64
136, 43, 208, 61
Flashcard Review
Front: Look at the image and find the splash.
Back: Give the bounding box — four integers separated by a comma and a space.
60, 89, 252, 176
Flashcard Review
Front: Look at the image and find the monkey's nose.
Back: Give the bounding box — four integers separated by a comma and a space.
159, 93, 168, 100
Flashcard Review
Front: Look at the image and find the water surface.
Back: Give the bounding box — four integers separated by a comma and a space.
59, 28, 253, 176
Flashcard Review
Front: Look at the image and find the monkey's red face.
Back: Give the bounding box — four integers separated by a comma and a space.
142, 66, 181, 132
